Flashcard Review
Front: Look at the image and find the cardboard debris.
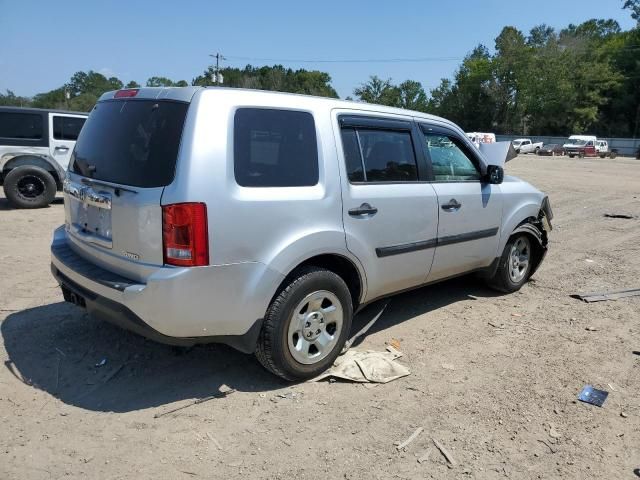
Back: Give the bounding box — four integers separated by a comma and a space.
312, 348, 410, 383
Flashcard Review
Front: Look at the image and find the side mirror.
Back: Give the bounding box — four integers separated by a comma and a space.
485, 165, 504, 184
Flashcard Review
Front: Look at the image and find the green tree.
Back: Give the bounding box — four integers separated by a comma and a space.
624, 0, 640, 24
396, 80, 428, 111
142, 78, 189, 87
192, 64, 338, 97
0, 90, 31, 107
125, 80, 141, 88
353, 76, 400, 106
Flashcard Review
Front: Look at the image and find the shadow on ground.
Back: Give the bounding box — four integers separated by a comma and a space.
2, 275, 500, 413
0, 196, 64, 211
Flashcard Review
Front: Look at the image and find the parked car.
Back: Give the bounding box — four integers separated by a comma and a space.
512, 138, 543, 154
0, 106, 87, 208
595, 140, 617, 159
50, 87, 553, 380
537, 144, 565, 156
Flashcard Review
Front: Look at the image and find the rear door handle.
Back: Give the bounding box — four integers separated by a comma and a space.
54, 146, 69, 151
441, 198, 462, 212
349, 203, 378, 217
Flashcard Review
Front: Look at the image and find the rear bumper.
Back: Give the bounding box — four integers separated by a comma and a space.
50, 226, 284, 352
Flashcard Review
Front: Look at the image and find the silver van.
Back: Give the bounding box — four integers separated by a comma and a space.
51, 87, 552, 380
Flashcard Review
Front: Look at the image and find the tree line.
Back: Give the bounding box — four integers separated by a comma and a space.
1, 3, 638, 137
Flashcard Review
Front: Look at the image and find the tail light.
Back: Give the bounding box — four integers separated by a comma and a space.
114, 89, 139, 98
162, 203, 209, 267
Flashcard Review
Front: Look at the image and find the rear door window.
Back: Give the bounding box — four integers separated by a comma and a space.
0, 112, 43, 140
234, 108, 319, 187
53, 116, 86, 141
340, 126, 418, 183
70, 100, 189, 187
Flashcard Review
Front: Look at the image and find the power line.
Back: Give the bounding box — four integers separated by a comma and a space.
224, 55, 463, 64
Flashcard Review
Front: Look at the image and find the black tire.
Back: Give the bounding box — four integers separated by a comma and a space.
568, 154, 575, 158
486, 234, 534, 293
3, 165, 57, 209
255, 266, 353, 381
599, 154, 606, 159
534, 147, 540, 155
609, 152, 617, 159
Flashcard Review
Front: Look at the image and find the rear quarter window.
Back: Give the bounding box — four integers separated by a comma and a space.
234, 108, 319, 187
53, 116, 86, 141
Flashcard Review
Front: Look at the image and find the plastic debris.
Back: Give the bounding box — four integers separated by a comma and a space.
572, 288, 640, 303
578, 385, 608, 407
432, 438, 456, 465
604, 213, 635, 219
342, 300, 389, 353
395, 426, 423, 451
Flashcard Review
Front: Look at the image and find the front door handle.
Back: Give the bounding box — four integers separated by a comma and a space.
54, 146, 69, 152
441, 198, 462, 212
349, 203, 378, 217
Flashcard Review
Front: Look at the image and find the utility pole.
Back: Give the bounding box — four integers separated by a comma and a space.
208, 52, 226, 85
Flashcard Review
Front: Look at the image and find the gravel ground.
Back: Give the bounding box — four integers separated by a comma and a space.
1, 155, 639, 479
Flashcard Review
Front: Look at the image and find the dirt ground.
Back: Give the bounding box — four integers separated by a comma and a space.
1, 155, 639, 479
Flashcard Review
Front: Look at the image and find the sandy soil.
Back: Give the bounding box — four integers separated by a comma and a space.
1, 155, 639, 479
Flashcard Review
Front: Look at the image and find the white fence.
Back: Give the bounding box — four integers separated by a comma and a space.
495, 135, 640, 157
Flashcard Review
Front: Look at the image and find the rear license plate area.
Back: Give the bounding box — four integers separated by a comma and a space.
66, 189, 113, 247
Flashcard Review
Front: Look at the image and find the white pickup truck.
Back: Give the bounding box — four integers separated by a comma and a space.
512, 138, 543, 154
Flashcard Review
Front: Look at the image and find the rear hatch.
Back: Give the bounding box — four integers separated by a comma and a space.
63, 91, 192, 281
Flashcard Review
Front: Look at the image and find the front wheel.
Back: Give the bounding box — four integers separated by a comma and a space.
255, 267, 353, 381
3, 165, 57, 209
487, 234, 533, 293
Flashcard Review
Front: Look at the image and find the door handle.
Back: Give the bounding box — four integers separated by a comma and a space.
54, 146, 69, 151
441, 198, 462, 212
349, 203, 378, 217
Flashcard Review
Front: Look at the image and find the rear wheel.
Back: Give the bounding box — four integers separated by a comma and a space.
255, 267, 353, 381
3, 165, 57, 209
487, 234, 533, 293
609, 151, 617, 159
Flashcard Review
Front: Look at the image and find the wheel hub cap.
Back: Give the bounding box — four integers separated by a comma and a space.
508, 237, 531, 283
287, 290, 343, 365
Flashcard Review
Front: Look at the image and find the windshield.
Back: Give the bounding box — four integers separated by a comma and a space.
70, 99, 189, 188
568, 139, 587, 146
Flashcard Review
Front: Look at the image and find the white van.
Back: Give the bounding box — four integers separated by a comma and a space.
466, 132, 496, 148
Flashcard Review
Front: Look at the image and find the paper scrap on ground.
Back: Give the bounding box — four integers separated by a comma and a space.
312, 347, 410, 383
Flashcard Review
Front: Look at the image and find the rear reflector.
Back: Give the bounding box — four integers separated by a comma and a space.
114, 89, 139, 98
162, 203, 209, 267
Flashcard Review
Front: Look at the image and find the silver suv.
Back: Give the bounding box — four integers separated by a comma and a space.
50, 87, 552, 380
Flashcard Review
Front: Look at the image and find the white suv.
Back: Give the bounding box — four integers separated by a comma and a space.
50, 87, 552, 380
0, 107, 87, 208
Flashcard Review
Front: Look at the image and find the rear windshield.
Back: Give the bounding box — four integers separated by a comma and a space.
70, 100, 189, 187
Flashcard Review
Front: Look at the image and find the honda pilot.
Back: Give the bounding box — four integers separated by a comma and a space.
51, 87, 552, 380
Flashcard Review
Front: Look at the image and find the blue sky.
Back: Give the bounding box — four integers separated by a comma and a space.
0, 0, 636, 99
